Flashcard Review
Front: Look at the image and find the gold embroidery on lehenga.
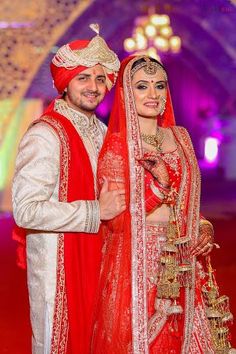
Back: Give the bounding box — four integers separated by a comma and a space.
189, 303, 215, 353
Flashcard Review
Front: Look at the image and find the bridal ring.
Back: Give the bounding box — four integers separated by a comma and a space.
206, 242, 220, 249
206, 242, 213, 248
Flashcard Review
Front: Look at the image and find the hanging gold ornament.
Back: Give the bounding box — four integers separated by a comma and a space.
202, 257, 236, 353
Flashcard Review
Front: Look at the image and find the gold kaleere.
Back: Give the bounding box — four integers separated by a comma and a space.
156, 206, 192, 316
202, 257, 236, 353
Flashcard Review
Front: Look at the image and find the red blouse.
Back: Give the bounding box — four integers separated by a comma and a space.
144, 148, 181, 213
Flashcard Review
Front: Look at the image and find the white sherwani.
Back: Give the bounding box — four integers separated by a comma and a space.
12, 99, 106, 354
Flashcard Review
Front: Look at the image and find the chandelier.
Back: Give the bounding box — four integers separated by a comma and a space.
123, 13, 181, 60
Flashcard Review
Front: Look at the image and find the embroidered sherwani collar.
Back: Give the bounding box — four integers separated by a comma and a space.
53, 97, 106, 197
54, 98, 96, 130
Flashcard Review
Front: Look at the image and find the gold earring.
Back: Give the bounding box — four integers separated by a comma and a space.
160, 96, 167, 115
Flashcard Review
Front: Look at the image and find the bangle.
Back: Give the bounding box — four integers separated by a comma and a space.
145, 193, 162, 212
200, 219, 214, 230
199, 219, 214, 242
150, 180, 165, 200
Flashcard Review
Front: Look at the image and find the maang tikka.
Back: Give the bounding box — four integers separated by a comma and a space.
131, 56, 168, 81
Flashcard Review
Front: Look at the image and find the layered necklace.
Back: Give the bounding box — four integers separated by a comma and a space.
141, 126, 164, 153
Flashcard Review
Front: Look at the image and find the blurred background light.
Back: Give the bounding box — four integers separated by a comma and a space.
124, 10, 181, 58
204, 137, 220, 164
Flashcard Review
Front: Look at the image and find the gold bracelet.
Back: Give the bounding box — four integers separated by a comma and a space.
199, 219, 214, 230
199, 219, 214, 242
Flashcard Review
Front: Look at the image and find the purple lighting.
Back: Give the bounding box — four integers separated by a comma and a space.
0, 21, 32, 29
204, 137, 219, 165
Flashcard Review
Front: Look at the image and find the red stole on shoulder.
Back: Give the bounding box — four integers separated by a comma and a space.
42, 111, 102, 354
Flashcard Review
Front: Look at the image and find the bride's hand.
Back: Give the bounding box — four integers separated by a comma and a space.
190, 222, 217, 257
138, 152, 170, 188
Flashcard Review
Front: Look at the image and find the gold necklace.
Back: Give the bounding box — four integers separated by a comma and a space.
141, 127, 164, 152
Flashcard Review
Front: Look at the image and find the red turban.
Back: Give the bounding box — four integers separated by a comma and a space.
51, 38, 118, 94
50, 40, 89, 94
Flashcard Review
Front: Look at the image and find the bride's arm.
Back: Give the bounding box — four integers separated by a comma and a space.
98, 135, 127, 232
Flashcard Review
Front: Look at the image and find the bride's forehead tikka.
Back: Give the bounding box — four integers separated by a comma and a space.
131, 56, 168, 81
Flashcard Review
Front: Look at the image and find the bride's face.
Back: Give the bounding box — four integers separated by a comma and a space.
131, 67, 167, 119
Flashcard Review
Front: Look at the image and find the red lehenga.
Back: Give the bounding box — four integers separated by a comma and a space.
91, 56, 234, 353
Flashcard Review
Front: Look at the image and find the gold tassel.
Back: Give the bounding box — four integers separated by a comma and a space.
202, 256, 235, 353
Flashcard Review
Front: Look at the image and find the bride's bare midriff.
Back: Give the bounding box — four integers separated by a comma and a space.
146, 204, 170, 223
